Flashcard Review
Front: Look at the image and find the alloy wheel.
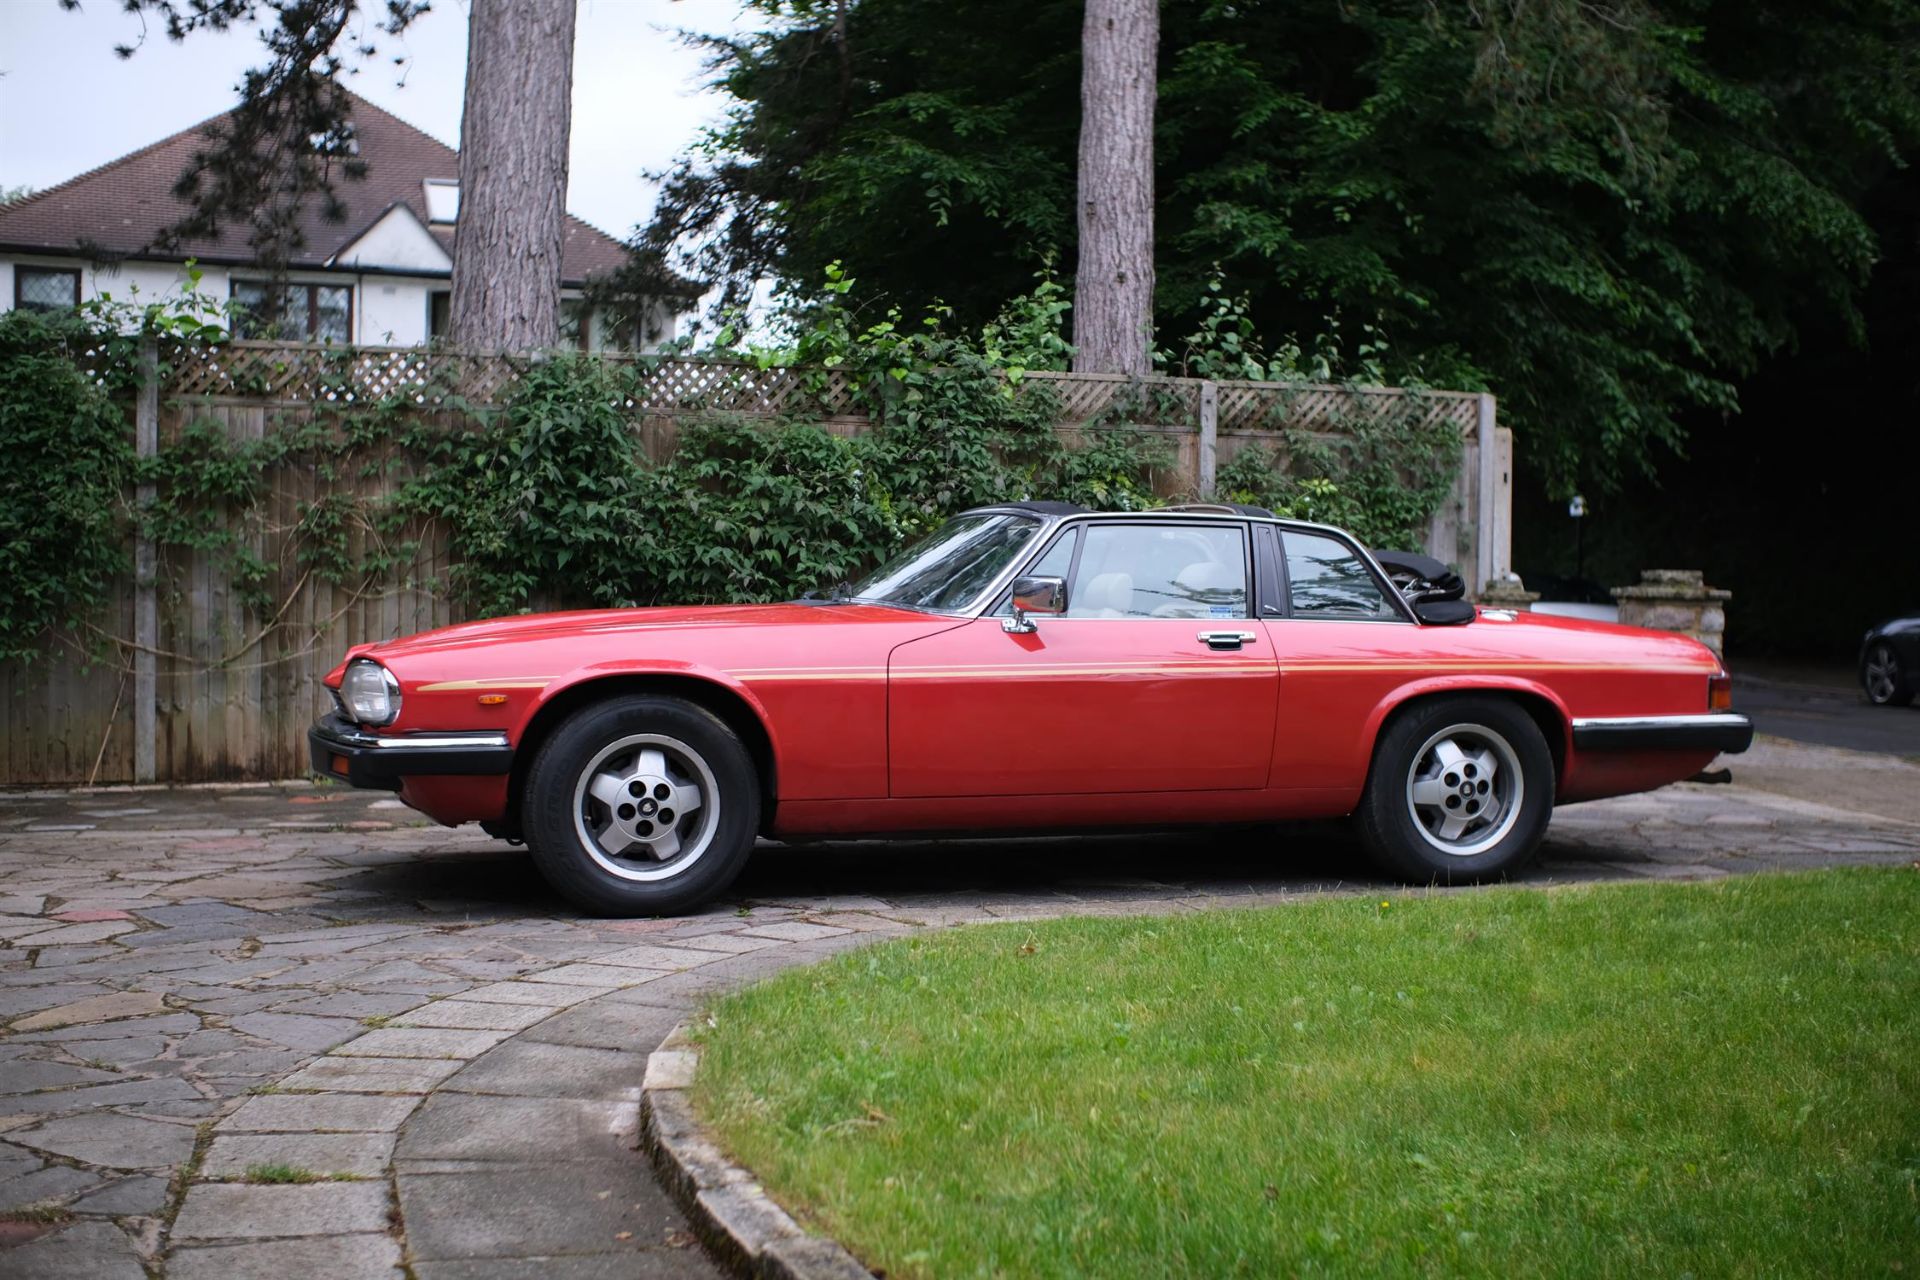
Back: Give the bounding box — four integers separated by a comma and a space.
1404, 723, 1525, 857
1864, 645, 1901, 705
571, 733, 720, 881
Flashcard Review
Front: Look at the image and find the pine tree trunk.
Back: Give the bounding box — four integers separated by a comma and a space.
450, 0, 578, 350
1072, 0, 1158, 375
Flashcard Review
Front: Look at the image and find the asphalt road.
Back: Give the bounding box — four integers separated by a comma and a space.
1733, 672, 1920, 757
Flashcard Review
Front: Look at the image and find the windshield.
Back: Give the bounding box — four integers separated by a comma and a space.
844, 513, 1043, 612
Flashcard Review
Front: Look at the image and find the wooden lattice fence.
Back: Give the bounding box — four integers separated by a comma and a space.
155, 341, 1482, 429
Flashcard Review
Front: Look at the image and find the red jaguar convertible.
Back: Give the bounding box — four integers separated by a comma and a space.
311, 503, 1751, 914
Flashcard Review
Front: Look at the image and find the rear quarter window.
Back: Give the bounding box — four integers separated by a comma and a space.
1281, 531, 1401, 620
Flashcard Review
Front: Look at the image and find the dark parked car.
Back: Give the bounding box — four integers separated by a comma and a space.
1860, 614, 1920, 706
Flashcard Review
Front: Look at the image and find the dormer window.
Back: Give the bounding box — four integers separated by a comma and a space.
423, 179, 459, 224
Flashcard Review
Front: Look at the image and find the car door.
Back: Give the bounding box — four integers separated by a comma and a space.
888, 520, 1279, 797
1255, 524, 1427, 792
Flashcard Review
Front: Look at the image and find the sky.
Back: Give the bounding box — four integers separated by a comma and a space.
0, 0, 756, 243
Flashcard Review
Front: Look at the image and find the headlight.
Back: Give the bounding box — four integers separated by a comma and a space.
341, 659, 401, 727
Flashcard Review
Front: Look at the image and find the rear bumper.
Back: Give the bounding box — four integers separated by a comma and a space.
1570, 712, 1754, 754
308, 712, 513, 790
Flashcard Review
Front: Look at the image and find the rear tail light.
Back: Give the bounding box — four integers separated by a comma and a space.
1708, 673, 1732, 711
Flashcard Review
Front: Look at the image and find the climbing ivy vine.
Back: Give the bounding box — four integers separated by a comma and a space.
0, 267, 1460, 662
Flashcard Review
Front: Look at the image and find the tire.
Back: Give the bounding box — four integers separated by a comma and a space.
1355, 695, 1555, 884
521, 695, 760, 916
1861, 643, 1914, 707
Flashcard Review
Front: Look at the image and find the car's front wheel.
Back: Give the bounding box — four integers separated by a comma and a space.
1862, 643, 1914, 707
522, 695, 760, 916
1355, 695, 1554, 884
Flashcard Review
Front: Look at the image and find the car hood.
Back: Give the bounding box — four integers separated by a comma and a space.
352, 601, 940, 663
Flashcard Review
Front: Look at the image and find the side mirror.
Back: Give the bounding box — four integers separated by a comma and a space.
1003, 575, 1067, 633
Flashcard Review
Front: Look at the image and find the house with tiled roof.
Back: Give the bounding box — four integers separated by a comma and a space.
0, 91, 690, 350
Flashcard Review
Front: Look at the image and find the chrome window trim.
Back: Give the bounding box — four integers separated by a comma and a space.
1271, 524, 1417, 625
944, 506, 1422, 625
848, 510, 1050, 617
980, 514, 1256, 621
1276, 616, 1420, 625
946, 508, 1073, 618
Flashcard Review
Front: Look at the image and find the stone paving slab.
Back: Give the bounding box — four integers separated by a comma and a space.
397, 1093, 639, 1163
201, 1131, 395, 1178
167, 1233, 403, 1280
10, 1111, 198, 1169
276, 1055, 467, 1095
2, 1219, 147, 1279
412, 1254, 709, 1280
397, 1163, 686, 1262
2, 746, 1918, 1276
220, 1093, 419, 1134
435, 1040, 652, 1101
172, 1181, 392, 1239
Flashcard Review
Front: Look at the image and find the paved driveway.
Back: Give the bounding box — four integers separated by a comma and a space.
1734, 671, 1920, 757
4, 743, 1919, 1278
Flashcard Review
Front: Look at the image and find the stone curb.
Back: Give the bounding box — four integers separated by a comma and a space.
640, 1023, 873, 1280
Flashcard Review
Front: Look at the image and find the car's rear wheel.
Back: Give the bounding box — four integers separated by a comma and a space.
1862, 643, 1914, 707
1356, 695, 1554, 884
522, 695, 759, 915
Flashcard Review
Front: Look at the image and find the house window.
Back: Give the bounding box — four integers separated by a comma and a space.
231, 280, 352, 343
558, 298, 593, 351
15, 266, 81, 311
428, 290, 451, 339
423, 179, 459, 224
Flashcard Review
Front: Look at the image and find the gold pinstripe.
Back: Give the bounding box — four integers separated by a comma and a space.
416, 678, 554, 692
417, 660, 1701, 691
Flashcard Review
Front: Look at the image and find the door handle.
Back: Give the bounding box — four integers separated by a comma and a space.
1197, 630, 1257, 651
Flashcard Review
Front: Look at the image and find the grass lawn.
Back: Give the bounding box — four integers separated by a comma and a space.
694, 868, 1920, 1278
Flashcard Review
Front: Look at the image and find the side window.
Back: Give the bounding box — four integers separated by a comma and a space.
1066, 524, 1247, 619
1281, 531, 1399, 619
994, 528, 1079, 616
1024, 528, 1078, 583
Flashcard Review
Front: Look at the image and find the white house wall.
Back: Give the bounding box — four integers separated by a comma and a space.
4, 254, 679, 352
332, 205, 453, 275
0, 256, 231, 319
354, 275, 439, 345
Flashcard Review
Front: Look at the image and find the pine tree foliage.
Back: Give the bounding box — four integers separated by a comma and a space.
644, 0, 1920, 490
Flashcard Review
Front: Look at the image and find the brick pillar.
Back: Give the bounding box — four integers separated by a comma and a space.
1611, 569, 1730, 655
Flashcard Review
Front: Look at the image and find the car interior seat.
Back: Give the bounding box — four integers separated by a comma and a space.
1152, 561, 1243, 617
1073, 572, 1134, 617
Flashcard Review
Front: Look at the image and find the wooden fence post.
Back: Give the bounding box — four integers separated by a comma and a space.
134, 338, 159, 784
1198, 380, 1218, 498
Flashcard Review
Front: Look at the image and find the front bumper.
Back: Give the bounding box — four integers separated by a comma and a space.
308, 712, 513, 790
1570, 712, 1754, 754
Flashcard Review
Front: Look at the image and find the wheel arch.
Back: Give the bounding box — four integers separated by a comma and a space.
1362, 678, 1571, 787
504, 671, 780, 836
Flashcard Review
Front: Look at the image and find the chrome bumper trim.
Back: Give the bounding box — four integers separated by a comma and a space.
309, 712, 514, 789
324, 725, 510, 752
1570, 712, 1753, 754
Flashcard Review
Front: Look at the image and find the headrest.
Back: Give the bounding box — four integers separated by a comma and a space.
1173, 561, 1237, 592
1079, 572, 1134, 614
